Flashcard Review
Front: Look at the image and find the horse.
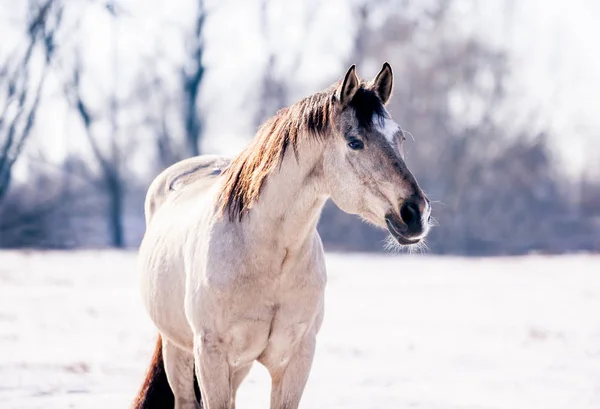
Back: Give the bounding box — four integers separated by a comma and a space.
133, 62, 432, 409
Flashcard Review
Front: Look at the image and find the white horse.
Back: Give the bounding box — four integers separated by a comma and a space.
133, 63, 431, 409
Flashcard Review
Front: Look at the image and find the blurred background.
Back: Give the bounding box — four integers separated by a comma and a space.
2, 2, 600, 408
1, 0, 599, 254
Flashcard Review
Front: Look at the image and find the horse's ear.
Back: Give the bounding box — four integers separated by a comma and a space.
337, 65, 360, 106
370, 62, 393, 104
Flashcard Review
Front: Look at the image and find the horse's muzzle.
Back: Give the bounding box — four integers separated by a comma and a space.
385, 199, 430, 245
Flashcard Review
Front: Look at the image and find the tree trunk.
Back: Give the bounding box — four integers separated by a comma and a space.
106, 172, 124, 248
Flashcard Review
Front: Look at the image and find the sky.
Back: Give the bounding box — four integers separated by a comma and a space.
2, 0, 599, 178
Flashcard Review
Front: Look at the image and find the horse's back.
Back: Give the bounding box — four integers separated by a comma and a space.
144, 155, 231, 225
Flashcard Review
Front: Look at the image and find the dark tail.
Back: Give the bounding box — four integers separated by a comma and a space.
132, 335, 174, 409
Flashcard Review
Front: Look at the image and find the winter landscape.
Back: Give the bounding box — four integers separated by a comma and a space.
2, 0, 600, 408
1, 251, 599, 409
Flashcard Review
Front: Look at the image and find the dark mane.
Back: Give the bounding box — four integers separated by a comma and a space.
217, 81, 385, 221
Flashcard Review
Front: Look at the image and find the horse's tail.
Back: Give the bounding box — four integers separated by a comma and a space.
131, 335, 174, 409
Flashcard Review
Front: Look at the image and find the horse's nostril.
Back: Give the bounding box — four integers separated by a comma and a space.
400, 201, 419, 226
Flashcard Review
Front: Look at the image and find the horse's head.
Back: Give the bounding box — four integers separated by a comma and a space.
322, 63, 431, 246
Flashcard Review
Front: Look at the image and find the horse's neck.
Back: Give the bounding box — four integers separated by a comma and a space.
243, 143, 327, 253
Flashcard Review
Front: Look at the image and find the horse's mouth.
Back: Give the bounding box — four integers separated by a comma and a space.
385, 216, 422, 246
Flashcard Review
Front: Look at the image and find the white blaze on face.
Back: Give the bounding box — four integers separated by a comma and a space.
373, 114, 401, 145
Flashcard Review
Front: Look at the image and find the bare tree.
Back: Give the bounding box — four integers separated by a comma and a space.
182, 0, 206, 157
46, 0, 207, 248
61, 46, 127, 247
254, 0, 320, 127
142, 71, 185, 168
138, 0, 207, 169
253, 0, 287, 127
0, 0, 63, 203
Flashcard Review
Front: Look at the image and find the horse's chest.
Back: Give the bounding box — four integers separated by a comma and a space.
211, 276, 324, 369
192, 250, 326, 367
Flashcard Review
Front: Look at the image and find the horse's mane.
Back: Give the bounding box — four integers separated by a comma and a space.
218, 81, 385, 222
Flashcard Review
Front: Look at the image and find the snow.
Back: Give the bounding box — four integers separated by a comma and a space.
0, 251, 599, 409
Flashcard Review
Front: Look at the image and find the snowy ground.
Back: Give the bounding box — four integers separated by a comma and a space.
0, 251, 599, 409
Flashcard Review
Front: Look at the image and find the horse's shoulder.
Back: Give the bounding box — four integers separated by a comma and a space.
144, 155, 231, 224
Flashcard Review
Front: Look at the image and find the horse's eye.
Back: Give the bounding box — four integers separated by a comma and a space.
347, 138, 364, 150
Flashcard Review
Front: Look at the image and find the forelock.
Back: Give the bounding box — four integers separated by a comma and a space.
347, 86, 387, 131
